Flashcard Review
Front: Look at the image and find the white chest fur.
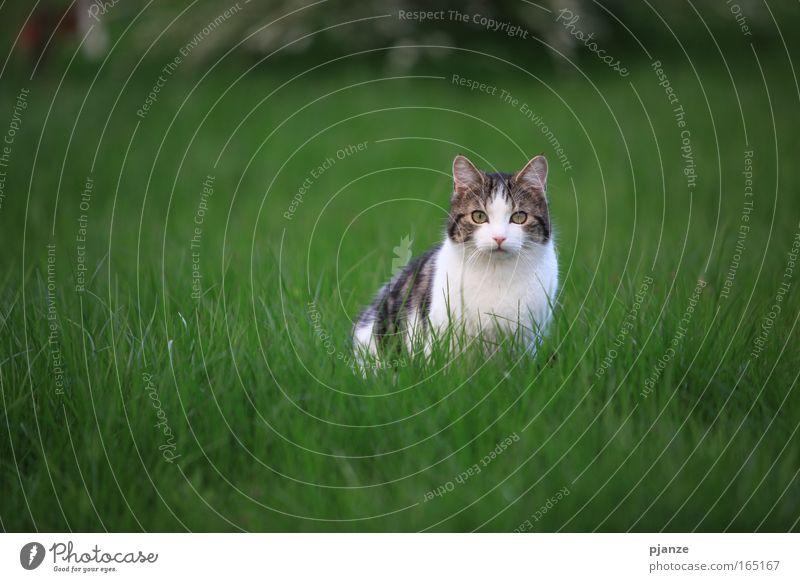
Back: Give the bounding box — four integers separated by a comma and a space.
428, 238, 558, 344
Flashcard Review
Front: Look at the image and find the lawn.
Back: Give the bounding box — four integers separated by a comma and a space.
1, 48, 798, 532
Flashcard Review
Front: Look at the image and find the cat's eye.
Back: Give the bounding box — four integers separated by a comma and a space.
471, 210, 488, 224
510, 211, 528, 224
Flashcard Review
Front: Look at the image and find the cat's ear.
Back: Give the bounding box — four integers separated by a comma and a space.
452, 155, 483, 198
515, 155, 548, 193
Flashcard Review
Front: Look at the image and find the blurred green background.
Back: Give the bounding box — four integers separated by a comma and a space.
0, 1, 798, 532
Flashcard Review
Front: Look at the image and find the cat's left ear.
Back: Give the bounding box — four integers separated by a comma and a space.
515, 155, 548, 194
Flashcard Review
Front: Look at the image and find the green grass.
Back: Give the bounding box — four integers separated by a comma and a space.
1, 53, 799, 532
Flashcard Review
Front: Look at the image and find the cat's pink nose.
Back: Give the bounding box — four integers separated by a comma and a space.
492, 235, 506, 247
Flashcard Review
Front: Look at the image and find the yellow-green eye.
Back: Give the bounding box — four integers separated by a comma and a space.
510, 211, 528, 224
471, 210, 488, 224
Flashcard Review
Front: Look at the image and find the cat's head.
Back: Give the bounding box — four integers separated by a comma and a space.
447, 154, 551, 257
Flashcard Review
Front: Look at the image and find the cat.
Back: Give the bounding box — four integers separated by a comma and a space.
353, 154, 558, 363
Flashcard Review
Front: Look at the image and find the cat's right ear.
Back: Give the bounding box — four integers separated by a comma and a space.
515, 154, 548, 194
452, 155, 483, 198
